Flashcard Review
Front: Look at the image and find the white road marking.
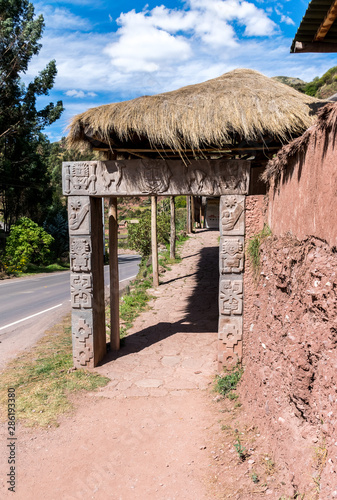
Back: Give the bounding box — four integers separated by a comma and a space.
0, 304, 63, 332
0, 270, 139, 332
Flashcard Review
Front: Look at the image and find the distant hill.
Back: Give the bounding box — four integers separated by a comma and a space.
273, 66, 337, 99
272, 76, 307, 93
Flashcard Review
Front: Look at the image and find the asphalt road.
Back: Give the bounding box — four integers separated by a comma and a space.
0, 255, 141, 332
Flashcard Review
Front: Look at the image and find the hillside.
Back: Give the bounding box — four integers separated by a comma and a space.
273, 66, 337, 99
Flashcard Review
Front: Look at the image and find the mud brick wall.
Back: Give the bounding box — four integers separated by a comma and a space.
242, 194, 337, 498
267, 129, 337, 247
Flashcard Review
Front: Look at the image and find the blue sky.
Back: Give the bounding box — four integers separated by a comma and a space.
26, 0, 337, 142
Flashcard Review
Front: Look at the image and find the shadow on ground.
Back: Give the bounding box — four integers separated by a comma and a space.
102, 239, 219, 365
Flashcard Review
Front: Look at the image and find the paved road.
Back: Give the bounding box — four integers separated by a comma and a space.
0, 255, 141, 332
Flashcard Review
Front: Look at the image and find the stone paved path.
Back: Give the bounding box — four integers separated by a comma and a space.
1, 229, 220, 500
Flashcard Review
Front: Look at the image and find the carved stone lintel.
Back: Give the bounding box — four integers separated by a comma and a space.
220, 237, 244, 274
71, 274, 92, 309
139, 160, 172, 194
70, 237, 91, 272
220, 195, 245, 236
219, 279, 243, 316
64, 162, 97, 195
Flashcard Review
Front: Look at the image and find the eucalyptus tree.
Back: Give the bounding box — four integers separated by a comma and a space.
0, 0, 64, 229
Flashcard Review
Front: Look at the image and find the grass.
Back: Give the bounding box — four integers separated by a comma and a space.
0, 316, 109, 427
19, 262, 70, 276
214, 364, 244, 398
246, 224, 272, 279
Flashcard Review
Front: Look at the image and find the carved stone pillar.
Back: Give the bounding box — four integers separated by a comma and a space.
218, 195, 245, 371
68, 195, 106, 368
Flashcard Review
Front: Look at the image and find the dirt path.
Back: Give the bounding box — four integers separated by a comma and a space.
0, 229, 223, 500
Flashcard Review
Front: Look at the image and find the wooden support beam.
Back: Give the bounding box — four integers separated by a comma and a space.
109, 197, 120, 350
187, 196, 192, 234
170, 196, 176, 260
315, 0, 337, 41
151, 196, 159, 287
91, 197, 106, 366
191, 196, 195, 233
293, 40, 337, 52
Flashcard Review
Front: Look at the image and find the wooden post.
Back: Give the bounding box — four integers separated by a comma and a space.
187, 196, 192, 234
151, 195, 159, 287
191, 196, 195, 233
170, 196, 176, 260
109, 197, 120, 350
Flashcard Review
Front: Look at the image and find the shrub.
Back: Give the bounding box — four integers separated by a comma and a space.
128, 209, 170, 258
5, 217, 54, 272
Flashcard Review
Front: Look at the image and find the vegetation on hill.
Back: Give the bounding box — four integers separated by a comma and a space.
274, 66, 337, 99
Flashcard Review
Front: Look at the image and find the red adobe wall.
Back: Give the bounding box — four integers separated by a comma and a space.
267, 123, 337, 247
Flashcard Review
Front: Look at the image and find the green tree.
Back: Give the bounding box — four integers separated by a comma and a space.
128, 210, 170, 258
0, 0, 64, 230
5, 217, 54, 272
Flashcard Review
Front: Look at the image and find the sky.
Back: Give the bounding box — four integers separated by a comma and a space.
25, 0, 337, 142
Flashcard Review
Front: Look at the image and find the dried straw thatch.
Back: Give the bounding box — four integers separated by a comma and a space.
263, 102, 337, 183
68, 68, 322, 153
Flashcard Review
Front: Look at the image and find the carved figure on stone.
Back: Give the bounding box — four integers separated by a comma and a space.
219, 322, 242, 348
216, 162, 248, 193
69, 200, 90, 231
101, 162, 125, 192
221, 197, 244, 232
220, 279, 243, 315
64, 162, 97, 194
71, 274, 92, 308
187, 169, 207, 194
139, 160, 172, 194
221, 238, 244, 273
73, 318, 92, 342
70, 238, 91, 272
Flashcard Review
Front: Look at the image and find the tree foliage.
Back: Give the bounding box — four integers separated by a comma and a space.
5, 217, 54, 272
128, 209, 170, 258
0, 0, 64, 229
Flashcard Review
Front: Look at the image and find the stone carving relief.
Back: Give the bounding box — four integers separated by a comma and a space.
72, 317, 94, 367
215, 161, 249, 194
220, 196, 244, 235
70, 238, 91, 272
71, 274, 92, 309
218, 318, 242, 348
187, 169, 207, 194
218, 349, 239, 368
69, 198, 90, 233
219, 279, 243, 316
101, 162, 125, 192
139, 160, 172, 194
64, 162, 97, 194
220, 237, 244, 274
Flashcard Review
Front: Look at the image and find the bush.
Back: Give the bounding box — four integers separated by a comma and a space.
5, 217, 54, 272
128, 209, 170, 258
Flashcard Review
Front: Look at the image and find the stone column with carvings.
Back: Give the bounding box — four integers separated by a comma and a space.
68, 195, 106, 368
218, 195, 245, 371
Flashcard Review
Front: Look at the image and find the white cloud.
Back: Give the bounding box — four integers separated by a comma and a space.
65, 90, 97, 98
34, 3, 91, 31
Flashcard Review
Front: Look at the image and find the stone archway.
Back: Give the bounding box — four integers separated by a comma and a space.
62, 158, 250, 370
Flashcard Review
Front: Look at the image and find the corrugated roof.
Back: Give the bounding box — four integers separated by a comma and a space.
291, 0, 337, 53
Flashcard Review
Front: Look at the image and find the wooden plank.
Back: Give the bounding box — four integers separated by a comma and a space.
293, 40, 337, 52
187, 196, 192, 234
315, 0, 337, 40
109, 197, 120, 351
170, 196, 176, 260
151, 196, 159, 288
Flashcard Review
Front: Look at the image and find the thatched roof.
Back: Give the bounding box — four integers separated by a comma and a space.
263, 102, 337, 183
67, 68, 322, 157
